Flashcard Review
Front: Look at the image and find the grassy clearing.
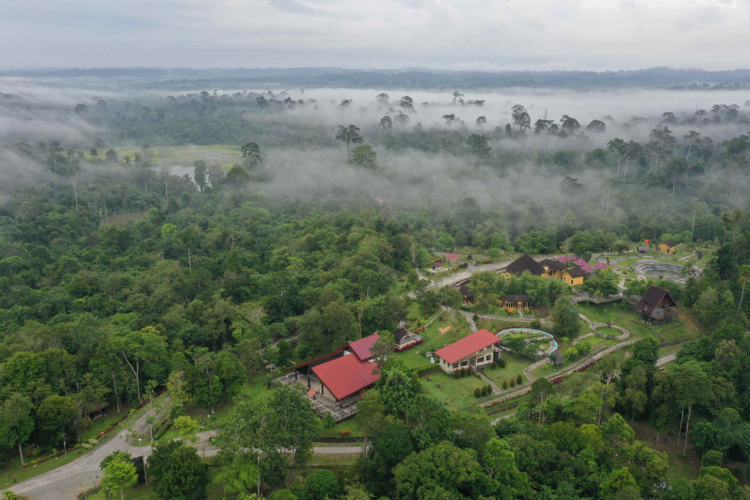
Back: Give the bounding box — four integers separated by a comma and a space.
106, 145, 243, 167
421, 370, 492, 411
394, 315, 473, 370
319, 413, 364, 438
484, 354, 532, 385
0, 447, 94, 486
573, 301, 631, 324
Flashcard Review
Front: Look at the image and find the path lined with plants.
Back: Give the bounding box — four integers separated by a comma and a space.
523, 358, 551, 383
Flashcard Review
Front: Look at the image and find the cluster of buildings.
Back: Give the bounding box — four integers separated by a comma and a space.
502, 253, 608, 287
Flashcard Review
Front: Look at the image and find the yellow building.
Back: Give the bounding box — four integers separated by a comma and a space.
539, 259, 565, 279
500, 294, 530, 310
562, 268, 585, 286
656, 240, 676, 254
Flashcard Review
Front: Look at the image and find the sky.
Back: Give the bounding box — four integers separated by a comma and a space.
2, 0, 750, 71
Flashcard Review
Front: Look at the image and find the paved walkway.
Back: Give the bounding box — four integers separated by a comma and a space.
523, 358, 551, 382
657, 354, 676, 366
475, 370, 501, 394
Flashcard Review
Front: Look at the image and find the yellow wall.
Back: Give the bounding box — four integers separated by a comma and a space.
657, 243, 675, 254
563, 272, 584, 286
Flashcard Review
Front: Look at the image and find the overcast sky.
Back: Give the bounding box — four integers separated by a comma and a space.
2, 0, 749, 71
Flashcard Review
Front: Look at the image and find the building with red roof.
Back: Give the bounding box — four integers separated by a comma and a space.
435, 329, 500, 374
443, 253, 463, 262
311, 353, 380, 401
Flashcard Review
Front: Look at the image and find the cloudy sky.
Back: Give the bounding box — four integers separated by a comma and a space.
2, 0, 749, 70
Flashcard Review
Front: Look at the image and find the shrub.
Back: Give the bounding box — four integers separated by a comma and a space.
530, 319, 541, 329
510, 379, 516, 388
454, 370, 460, 379
516, 374, 523, 384
474, 388, 482, 398
483, 385, 492, 396
498, 358, 506, 369
88, 438, 98, 445
502, 381, 508, 390
340, 429, 350, 437
81, 443, 92, 450
323, 412, 336, 429
566, 347, 579, 361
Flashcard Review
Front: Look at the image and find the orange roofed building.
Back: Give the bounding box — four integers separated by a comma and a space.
435, 329, 500, 374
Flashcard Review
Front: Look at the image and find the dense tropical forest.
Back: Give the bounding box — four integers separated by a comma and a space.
0, 77, 749, 500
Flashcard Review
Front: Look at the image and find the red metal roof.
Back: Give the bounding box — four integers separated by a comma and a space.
348, 333, 380, 361
434, 329, 499, 365
444, 253, 463, 262
311, 354, 380, 401
557, 255, 571, 262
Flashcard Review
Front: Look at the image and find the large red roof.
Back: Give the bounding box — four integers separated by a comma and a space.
444, 253, 463, 262
435, 329, 499, 365
348, 333, 380, 361
312, 354, 380, 400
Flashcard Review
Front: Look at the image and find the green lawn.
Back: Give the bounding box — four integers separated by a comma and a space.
573, 301, 631, 324
0, 447, 95, 486
319, 412, 364, 438
421, 370, 491, 411
484, 354, 532, 386
80, 405, 133, 442
394, 317, 473, 370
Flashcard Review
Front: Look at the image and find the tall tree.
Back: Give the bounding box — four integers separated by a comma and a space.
336, 125, 364, 160
0, 393, 35, 466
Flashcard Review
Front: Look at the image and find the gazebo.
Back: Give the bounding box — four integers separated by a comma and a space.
573, 258, 587, 266
579, 263, 593, 272
557, 255, 571, 262
594, 262, 608, 270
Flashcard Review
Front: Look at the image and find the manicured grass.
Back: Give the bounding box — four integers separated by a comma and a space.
80, 405, 133, 442
484, 354, 532, 385
394, 316, 473, 370
573, 301, 631, 324
0, 447, 95, 486
421, 370, 492, 411
154, 402, 233, 441
319, 412, 364, 438
597, 326, 625, 337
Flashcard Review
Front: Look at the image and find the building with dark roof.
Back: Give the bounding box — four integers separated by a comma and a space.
636, 285, 678, 323
562, 267, 586, 286
502, 254, 546, 276
539, 259, 565, 278
657, 240, 677, 254
435, 329, 500, 374
500, 294, 530, 310
459, 284, 476, 305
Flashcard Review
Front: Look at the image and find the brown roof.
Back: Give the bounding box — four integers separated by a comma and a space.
636, 286, 677, 315
565, 268, 586, 278
504, 254, 546, 276
660, 240, 676, 248
540, 259, 565, 271
459, 285, 475, 298
504, 294, 530, 303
